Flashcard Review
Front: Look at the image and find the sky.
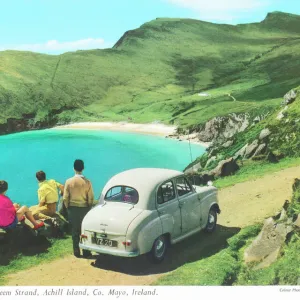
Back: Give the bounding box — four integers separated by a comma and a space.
0, 0, 300, 54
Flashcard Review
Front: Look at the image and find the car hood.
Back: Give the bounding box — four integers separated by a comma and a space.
82, 202, 143, 235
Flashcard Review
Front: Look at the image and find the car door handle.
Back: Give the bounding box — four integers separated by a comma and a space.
179, 202, 184, 208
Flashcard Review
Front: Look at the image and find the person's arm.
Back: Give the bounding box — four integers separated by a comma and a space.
56, 181, 64, 196
37, 189, 46, 207
63, 181, 70, 208
87, 182, 94, 208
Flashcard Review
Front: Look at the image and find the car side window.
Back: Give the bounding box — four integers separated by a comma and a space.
176, 177, 193, 197
157, 181, 176, 204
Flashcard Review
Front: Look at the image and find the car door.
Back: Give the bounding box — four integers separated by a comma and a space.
175, 176, 201, 233
156, 180, 182, 239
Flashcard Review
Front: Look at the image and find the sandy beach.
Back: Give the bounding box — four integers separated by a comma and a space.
53, 122, 209, 147
54, 122, 176, 136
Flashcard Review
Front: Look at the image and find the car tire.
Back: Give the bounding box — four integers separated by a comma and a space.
204, 208, 217, 233
148, 235, 168, 263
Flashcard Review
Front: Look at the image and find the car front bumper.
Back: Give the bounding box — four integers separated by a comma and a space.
79, 243, 140, 257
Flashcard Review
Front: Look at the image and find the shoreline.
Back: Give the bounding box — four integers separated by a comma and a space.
53, 122, 210, 147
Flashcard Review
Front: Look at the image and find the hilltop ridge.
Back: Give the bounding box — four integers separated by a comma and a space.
1, 11, 300, 135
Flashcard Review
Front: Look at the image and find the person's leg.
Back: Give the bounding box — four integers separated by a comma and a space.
67, 207, 81, 257
30, 205, 52, 220
16, 206, 44, 228
80, 207, 91, 258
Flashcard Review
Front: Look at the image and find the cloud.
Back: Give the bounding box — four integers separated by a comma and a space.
165, 0, 270, 21
0, 38, 112, 54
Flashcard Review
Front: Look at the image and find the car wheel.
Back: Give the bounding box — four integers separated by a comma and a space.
205, 208, 217, 233
148, 235, 168, 263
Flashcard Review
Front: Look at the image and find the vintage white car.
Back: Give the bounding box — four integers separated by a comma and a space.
79, 168, 220, 262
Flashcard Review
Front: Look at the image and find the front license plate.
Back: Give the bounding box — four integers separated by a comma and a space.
92, 237, 118, 247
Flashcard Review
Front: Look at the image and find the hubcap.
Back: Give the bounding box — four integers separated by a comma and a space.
154, 237, 165, 258
207, 212, 216, 230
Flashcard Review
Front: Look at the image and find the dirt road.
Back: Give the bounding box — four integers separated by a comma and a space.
5, 165, 300, 286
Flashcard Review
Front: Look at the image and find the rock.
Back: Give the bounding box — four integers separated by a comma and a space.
234, 144, 248, 159
186, 173, 215, 186
244, 140, 259, 159
253, 248, 281, 270
259, 128, 271, 140
197, 113, 250, 144
211, 157, 239, 177
281, 89, 297, 106
187, 174, 202, 186
292, 178, 300, 193
208, 147, 218, 158
267, 152, 278, 163
294, 214, 300, 227
184, 162, 202, 174
200, 173, 215, 185
222, 140, 233, 148
244, 217, 293, 265
277, 106, 288, 120
252, 143, 267, 157
205, 156, 217, 169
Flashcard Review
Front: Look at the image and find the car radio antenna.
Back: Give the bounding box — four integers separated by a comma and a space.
187, 131, 196, 186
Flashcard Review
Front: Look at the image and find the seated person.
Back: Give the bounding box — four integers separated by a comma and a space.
0, 180, 44, 230
30, 171, 64, 220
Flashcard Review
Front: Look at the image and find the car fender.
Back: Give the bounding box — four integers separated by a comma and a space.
200, 191, 219, 227
126, 210, 162, 255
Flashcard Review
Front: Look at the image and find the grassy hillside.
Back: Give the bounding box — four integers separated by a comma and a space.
1, 12, 300, 128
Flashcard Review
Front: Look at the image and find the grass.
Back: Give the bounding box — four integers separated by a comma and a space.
1, 12, 300, 130
155, 225, 262, 286
0, 236, 72, 285
155, 219, 300, 285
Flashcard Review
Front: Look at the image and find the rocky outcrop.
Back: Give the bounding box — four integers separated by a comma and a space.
233, 128, 271, 160
0, 106, 75, 136
244, 140, 259, 159
244, 216, 293, 269
276, 106, 288, 120
252, 143, 267, 157
294, 214, 300, 227
197, 113, 250, 144
211, 157, 240, 177
186, 173, 215, 186
0, 213, 68, 240
222, 140, 233, 148
184, 162, 202, 174
281, 89, 297, 106
259, 128, 271, 141
243, 178, 300, 270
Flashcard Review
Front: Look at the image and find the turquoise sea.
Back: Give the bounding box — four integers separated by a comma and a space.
0, 129, 205, 207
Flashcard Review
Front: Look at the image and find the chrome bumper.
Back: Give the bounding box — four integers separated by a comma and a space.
79, 243, 139, 257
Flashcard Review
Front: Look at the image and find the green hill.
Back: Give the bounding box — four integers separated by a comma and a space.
1, 11, 300, 130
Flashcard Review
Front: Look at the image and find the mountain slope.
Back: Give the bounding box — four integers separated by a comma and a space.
1, 12, 300, 131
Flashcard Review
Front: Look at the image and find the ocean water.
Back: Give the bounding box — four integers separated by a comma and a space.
0, 129, 205, 207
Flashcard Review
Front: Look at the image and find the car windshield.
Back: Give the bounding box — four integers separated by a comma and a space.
104, 186, 139, 204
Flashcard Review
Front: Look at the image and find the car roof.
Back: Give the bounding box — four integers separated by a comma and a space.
101, 168, 184, 209
107, 168, 183, 187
